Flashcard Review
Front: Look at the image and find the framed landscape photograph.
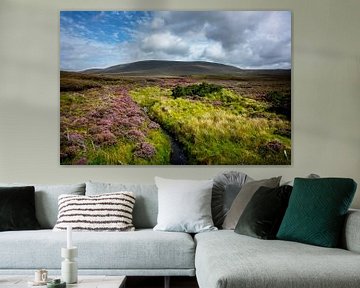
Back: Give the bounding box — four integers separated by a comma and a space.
60, 11, 291, 165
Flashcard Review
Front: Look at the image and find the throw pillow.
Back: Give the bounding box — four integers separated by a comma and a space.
0, 182, 86, 228
277, 178, 357, 247
0, 186, 41, 231
283, 173, 320, 186
212, 171, 251, 228
153, 177, 217, 233
234, 185, 293, 239
53, 192, 136, 231
86, 181, 158, 229
222, 176, 281, 230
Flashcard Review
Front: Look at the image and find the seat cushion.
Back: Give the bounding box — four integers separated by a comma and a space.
0, 229, 195, 271
195, 230, 360, 288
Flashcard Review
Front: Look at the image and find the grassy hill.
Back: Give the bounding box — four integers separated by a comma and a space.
83, 60, 245, 76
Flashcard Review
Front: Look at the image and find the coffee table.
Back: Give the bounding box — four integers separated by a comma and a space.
0, 275, 126, 288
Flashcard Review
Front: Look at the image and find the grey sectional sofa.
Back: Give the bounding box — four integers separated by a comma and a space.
0, 181, 360, 288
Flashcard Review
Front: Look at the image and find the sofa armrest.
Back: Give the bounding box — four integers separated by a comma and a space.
342, 209, 360, 253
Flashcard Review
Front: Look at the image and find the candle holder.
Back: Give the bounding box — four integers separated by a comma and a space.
61, 247, 78, 284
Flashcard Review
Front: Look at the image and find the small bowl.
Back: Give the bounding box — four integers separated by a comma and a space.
47, 279, 66, 288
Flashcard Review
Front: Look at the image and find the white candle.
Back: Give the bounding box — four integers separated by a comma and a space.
67, 225, 72, 249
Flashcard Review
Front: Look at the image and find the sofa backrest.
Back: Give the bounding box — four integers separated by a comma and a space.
86, 181, 158, 229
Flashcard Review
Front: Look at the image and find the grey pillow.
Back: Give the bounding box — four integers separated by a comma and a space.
222, 176, 281, 230
86, 181, 158, 229
0, 183, 85, 228
283, 173, 320, 186
212, 171, 251, 228
153, 177, 217, 233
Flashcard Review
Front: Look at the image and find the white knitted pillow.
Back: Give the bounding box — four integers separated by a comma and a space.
53, 192, 135, 231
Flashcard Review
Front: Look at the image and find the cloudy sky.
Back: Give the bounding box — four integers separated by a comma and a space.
60, 11, 291, 71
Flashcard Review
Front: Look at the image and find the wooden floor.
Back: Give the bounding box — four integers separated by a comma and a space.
126, 276, 199, 288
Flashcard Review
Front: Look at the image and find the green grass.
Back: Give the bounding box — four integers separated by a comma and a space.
130, 85, 291, 165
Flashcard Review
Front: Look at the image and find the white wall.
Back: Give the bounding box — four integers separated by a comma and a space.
0, 0, 359, 208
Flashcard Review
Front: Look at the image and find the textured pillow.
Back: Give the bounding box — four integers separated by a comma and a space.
222, 176, 281, 230
0, 186, 41, 231
53, 192, 136, 231
277, 178, 357, 247
212, 171, 251, 228
86, 181, 158, 229
0, 183, 85, 228
153, 177, 217, 233
235, 185, 293, 239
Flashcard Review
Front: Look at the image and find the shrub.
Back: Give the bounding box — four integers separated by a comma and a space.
171, 82, 222, 98
265, 91, 291, 120
60, 78, 101, 92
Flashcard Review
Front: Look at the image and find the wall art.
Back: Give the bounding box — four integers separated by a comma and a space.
60, 11, 291, 165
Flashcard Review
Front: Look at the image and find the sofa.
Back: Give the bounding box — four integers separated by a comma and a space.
0, 178, 360, 288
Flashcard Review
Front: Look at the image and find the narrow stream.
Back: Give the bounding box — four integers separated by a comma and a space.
141, 104, 188, 164
163, 129, 188, 165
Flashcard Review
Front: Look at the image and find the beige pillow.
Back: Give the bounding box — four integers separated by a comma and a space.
222, 176, 281, 230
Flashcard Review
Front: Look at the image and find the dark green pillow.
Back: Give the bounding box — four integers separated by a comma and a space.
0, 186, 41, 231
276, 178, 357, 247
235, 185, 292, 239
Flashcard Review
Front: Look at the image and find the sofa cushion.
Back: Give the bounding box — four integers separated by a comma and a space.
234, 185, 292, 239
153, 177, 216, 233
86, 182, 158, 229
277, 178, 357, 247
0, 183, 86, 229
53, 192, 136, 232
222, 176, 281, 229
195, 230, 360, 288
212, 171, 250, 228
0, 186, 40, 231
0, 229, 195, 272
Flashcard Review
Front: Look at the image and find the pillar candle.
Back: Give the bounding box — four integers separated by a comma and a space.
67, 225, 72, 249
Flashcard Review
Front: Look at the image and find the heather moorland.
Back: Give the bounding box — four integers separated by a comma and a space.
60, 68, 291, 165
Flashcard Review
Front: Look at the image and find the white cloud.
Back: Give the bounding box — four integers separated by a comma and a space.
201, 42, 226, 62
140, 32, 189, 55
60, 11, 291, 70
151, 17, 165, 30
132, 11, 291, 69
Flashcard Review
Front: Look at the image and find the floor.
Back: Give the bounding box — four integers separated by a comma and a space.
126, 276, 199, 288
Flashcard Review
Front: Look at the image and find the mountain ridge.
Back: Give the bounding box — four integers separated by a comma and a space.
82, 60, 245, 76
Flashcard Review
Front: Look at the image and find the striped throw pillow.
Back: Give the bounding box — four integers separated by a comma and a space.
53, 192, 136, 231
